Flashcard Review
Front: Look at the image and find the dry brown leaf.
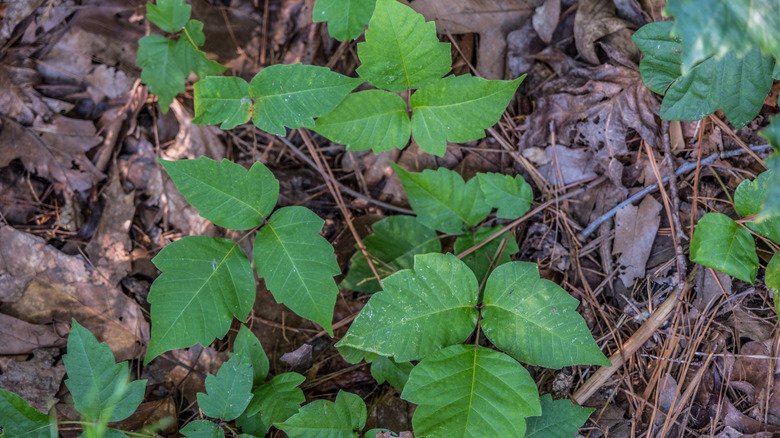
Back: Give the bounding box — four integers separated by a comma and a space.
532, 0, 560, 43
0, 0, 44, 45
84, 175, 135, 284
0, 116, 103, 192
574, 0, 630, 64
411, 0, 537, 79
519, 51, 659, 162
613, 196, 661, 287
539, 145, 598, 186
0, 225, 148, 360
0, 313, 65, 355
113, 397, 178, 434
693, 268, 732, 312
0, 348, 64, 412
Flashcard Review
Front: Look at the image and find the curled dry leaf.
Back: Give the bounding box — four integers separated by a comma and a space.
0, 116, 103, 193
532, 0, 560, 43
0, 348, 64, 412
84, 175, 135, 284
411, 0, 537, 79
574, 0, 630, 64
0, 225, 148, 360
519, 51, 658, 163
0, 313, 65, 355
613, 196, 661, 287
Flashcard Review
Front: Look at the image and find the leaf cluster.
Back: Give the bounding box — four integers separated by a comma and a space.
634, 4, 780, 218
136, 0, 226, 111
191, 0, 523, 157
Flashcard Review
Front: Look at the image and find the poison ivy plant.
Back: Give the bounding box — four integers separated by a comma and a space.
633, 21, 774, 129
238, 372, 306, 436
342, 166, 531, 293
690, 170, 779, 317
338, 253, 607, 435
759, 116, 780, 219
181, 420, 223, 438
64, 321, 147, 424
197, 353, 254, 421
137, 0, 225, 111
146, 157, 340, 362
234, 324, 270, 386
276, 391, 367, 437
188, 0, 523, 157
1, 322, 151, 437
370, 356, 414, 392
312, 0, 377, 42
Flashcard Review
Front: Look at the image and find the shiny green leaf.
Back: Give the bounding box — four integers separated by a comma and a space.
313, 0, 377, 41
277, 391, 366, 438
393, 165, 490, 234
64, 321, 147, 422
401, 344, 541, 437
249, 64, 362, 135
254, 206, 340, 334
336, 253, 479, 362
197, 353, 254, 421
234, 325, 269, 386
161, 157, 279, 230
476, 172, 533, 220
314, 90, 411, 152
341, 215, 440, 293
410, 75, 523, 156
481, 262, 610, 368
193, 76, 252, 130
734, 171, 780, 244
690, 213, 758, 283
240, 372, 305, 436
146, 0, 191, 33
525, 394, 594, 438
146, 237, 256, 362
356, 0, 450, 91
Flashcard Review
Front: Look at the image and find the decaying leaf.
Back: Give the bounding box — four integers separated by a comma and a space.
0, 225, 148, 360
0, 313, 65, 355
613, 196, 661, 287
0, 116, 104, 193
574, 0, 631, 64
411, 0, 537, 79
519, 51, 658, 163
0, 348, 64, 412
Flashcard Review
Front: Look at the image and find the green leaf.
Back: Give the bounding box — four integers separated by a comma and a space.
759, 117, 780, 219
313, 0, 377, 41
454, 226, 519, 286
410, 75, 523, 156
240, 372, 305, 436
249, 64, 362, 135
690, 213, 758, 283
767, 254, 780, 318
276, 391, 367, 438
254, 206, 340, 334
173, 29, 226, 79
635, 21, 774, 129
181, 420, 223, 438
336, 253, 479, 362
64, 321, 147, 422
370, 356, 413, 392
401, 344, 541, 437
665, 0, 780, 72
161, 157, 279, 230
0, 389, 55, 438
393, 165, 490, 234
314, 90, 411, 152
356, 0, 451, 91
734, 171, 780, 245
137, 35, 187, 111
476, 172, 533, 220
481, 262, 609, 368
341, 215, 441, 293
632, 21, 683, 94
197, 353, 254, 421
234, 325, 269, 386
146, 236, 256, 362
146, 0, 191, 33
193, 76, 252, 130
525, 394, 594, 438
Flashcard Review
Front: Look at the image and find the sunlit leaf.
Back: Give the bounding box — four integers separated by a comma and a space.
690, 213, 758, 283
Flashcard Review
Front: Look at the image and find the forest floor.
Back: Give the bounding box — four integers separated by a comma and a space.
0, 0, 778, 436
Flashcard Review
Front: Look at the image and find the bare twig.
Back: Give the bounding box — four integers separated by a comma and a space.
579, 143, 772, 240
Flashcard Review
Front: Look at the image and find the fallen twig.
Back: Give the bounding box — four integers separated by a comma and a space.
579, 143, 772, 240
